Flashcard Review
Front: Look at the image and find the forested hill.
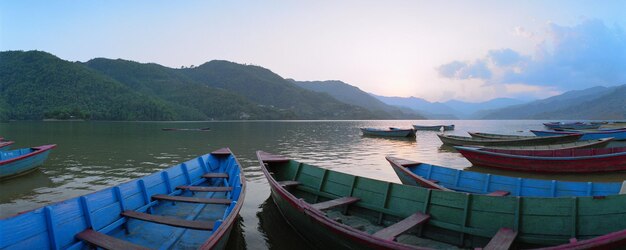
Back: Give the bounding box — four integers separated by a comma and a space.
0, 50, 388, 121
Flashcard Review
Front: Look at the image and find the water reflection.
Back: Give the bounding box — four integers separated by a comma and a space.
258, 197, 315, 250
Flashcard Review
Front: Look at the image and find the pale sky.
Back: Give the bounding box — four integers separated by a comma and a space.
2, 1, 625, 102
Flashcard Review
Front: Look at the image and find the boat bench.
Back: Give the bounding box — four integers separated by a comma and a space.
486, 190, 510, 196
176, 185, 233, 192
312, 197, 360, 210
373, 212, 430, 241
479, 228, 518, 250
77, 229, 150, 250
620, 181, 626, 194
278, 180, 301, 188
202, 173, 229, 179
152, 194, 231, 204
122, 210, 215, 231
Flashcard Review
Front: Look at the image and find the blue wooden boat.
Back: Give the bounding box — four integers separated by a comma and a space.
531, 129, 626, 141
413, 124, 455, 131
0, 140, 14, 150
0, 144, 56, 179
360, 128, 415, 137
0, 148, 245, 250
387, 156, 626, 197
543, 122, 600, 130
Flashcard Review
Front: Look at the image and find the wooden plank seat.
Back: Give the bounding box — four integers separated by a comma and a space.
152, 194, 232, 204
176, 185, 233, 192
487, 190, 510, 196
121, 210, 214, 231
372, 212, 430, 241
620, 181, 626, 194
483, 228, 518, 250
312, 197, 360, 210
77, 229, 150, 250
202, 173, 229, 179
278, 180, 300, 188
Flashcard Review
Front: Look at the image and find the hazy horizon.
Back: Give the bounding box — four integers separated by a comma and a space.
2, 1, 625, 102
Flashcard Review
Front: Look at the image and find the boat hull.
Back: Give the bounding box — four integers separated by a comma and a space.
0, 145, 56, 179
437, 134, 582, 146
456, 146, 626, 173
387, 156, 623, 197
0, 141, 14, 151
413, 125, 455, 131
361, 128, 414, 137
532, 130, 626, 141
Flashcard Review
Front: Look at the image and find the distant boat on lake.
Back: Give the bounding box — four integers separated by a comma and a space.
386, 156, 625, 197
456, 146, 626, 173
162, 127, 211, 131
413, 124, 455, 131
437, 133, 582, 146
0, 148, 246, 249
531, 129, 626, 140
0, 140, 15, 150
0, 144, 56, 180
360, 127, 415, 137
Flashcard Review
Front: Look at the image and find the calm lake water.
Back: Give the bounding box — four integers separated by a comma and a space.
1, 120, 625, 249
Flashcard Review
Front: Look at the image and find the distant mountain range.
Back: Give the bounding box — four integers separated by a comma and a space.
480, 85, 626, 119
370, 94, 526, 119
1, 50, 623, 121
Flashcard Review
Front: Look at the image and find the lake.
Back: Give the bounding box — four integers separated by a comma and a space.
1, 120, 625, 249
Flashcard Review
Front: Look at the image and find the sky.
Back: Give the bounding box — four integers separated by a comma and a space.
1, 0, 625, 102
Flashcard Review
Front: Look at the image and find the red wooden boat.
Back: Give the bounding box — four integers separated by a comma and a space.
455, 146, 626, 173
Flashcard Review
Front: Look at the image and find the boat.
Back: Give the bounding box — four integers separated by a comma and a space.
455, 146, 626, 173
437, 133, 583, 146
531, 129, 626, 141
162, 127, 211, 131
543, 122, 601, 130
0, 145, 56, 180
0, 148, 245, 249
0, 140, 14, 150
360, 128, 415, 137
412, 124, 455, 131
386, 156, 625, 197
468, 132, 535, 140
258, 151, 626, 248
477, 138, 613, 150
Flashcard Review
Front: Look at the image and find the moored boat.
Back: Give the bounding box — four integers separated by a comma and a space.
478, 138, 613, 150
162, 127, 211, 131
531, 129, 626, 141
258, 151, 626, 248
413, 124, 455, 131
456, 146, 626, 173
0, 148, 245, 250
0, 140, 14, 150
0, 144, 56, 179
360, 128, 415, 137
386, 156, 625, 197
437, 133, 582, 147
543, 122, 600, 130
468, 132, 535, 140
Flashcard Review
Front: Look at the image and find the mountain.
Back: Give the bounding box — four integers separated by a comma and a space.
292, 80, 424, 119
84, 58, 290, 120
370, 94, 458, 119
0, 50, 385, 121
443, 98, 526, 118
0, 50, 192, 121
178, 61, 382, 119
481, 85, 623, 119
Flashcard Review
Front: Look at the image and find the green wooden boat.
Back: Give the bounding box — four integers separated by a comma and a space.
258, 151, 626, 249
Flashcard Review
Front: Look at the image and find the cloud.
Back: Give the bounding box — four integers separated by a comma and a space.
437, 19, 626, 91
437, 59, 491, 80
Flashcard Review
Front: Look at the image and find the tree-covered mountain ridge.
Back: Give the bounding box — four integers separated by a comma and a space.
0, 50, 402, 121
